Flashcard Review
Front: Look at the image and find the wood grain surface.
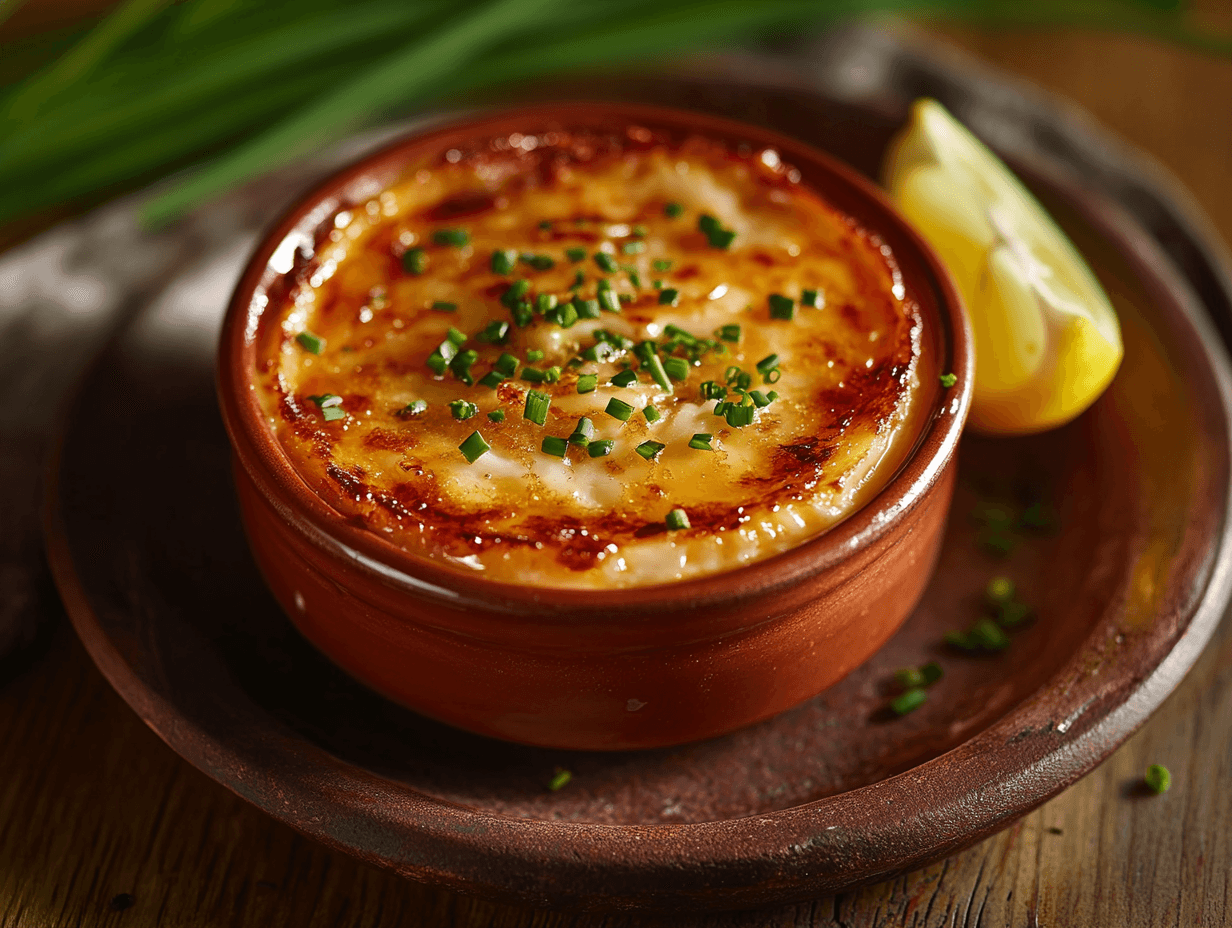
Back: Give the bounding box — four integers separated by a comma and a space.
3, 23, 1232, 928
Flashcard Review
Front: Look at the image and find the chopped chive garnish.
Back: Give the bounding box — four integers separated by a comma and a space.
570, 269, 586, 290
523, 390, 550, 426
295, 331, 324, 354
725, 403, 755, 427
427, 350, 449, 375
597, 278, 612, 293
718, 323, 741, 343
940, 372, 958, 388
658, 288, 679, 306
610, 370, 638, 388
582, 343, 617, 363
536, 293, 558, 315
621, 241, 645, 255
636, 440, 666, 460
446, 326, 467, 346
890, 688, 927, 716
921, 661, 944, 685
501, 279, 531, 307
1144, 764, 1171, 794
433, 300, 458, 313
521, 252, 555, 270
588, 439, 615, 458
714, 401, 730, 417
894, 667, 927, 689
665, 508, 691, 530
543, 365, 562, 383
755, 354, 780, 375
510, 301, 533, 327
623, 265, 642, 288
970, 617, 1011, 651
632, 224, 648, 238
700, 381, 726, 400
643, 405, 661, 424
526, 349, 545, 362
594, 252, 618, 273
476, 320, 510, 345
549, 302, 579, 328
491, 249, 517, 275
801, 288, 822, 308
598, 290, 622, 313
521, 367, 548, 383
653, 280, 663, 289
433, 228, 469, 247
663, 357, 690, 381
749, 390, 771, 407
487, 409, 505, 422
944, 629, 977, 651
538, 220, 553, 231
449, 348, 478, 385
569, 417, 596, 444
495, 353, 519, 376
458, 430, 489, 463
688, 433, 714, 451
402, 247, 428, 275
605, 397, 634, 421
478, 371, 505, 388
565, 247, 587, 263
986, 576, 1016, 604
547, 767, 573, 791
642, 353, 673, 394
576, 373, 598, 394
395, 398, 426, 418
574, 298, 601, 319
321, 405, 346, 421
996, 600, 1032, 628
664, 202, 684, 218
767, 390, 779, 402
449, 399, 478, 420
698, 214, 735, 248
653, 259, 672, 272
768, 294, 795, 320
541, 436, 569, 457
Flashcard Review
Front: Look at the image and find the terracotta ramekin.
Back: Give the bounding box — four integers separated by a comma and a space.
217, 103, 972, 752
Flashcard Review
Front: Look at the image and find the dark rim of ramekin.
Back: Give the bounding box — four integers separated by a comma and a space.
217, 101, 973, 616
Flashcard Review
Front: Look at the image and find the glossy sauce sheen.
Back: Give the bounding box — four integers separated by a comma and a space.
255, 127, 926, 588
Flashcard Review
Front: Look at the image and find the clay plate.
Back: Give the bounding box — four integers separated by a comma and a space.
44, 85, 1232, 911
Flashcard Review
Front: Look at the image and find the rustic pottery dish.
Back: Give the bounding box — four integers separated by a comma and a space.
217, 103, 972, 751
45, 67, 1232, 911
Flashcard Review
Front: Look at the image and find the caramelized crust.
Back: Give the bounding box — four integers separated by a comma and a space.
254, 126, 926, 588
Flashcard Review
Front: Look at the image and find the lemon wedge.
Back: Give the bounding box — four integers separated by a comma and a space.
883, 98, 1122, 435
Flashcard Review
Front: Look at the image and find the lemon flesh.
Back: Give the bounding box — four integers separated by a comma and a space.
883, 99, 1123, 435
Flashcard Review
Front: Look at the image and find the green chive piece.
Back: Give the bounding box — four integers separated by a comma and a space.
565, 247, 587, 263
574, 298, 601, 320
749, 390, 771, 407
433, 300, 458, 313
767, 391, 779, 402
539, 220, 553, 231
970, 617, 1011, 651
426, 352, 449, 376
594, 252, 618, 273
665, 508, 691, 530
1144, 764, 1171, 794
402, 248, 428, 275
547, 767, 573, 792
755, 354, 780, 376
491, 249, 518, 275
653, 280, 663, 289
700, 381, 726, 400
523, 390, 550, 426
698, 214, 735, 248
588, 439, 615, 458
321, 405, 346, 422
605, 398, 634, 421
501, 279, 531, 308
890, 688, 927, 716
526, 349, 545, 363
921, 662, 944, 685
576, 374, 598, 394
521, 252, 555, 271
433, 228, 469, 247
598, 290, 622, 313
570, 269, 586, 290
944, 630, 978, 651
535, 293, 557, 315
543, 366, 562, 384
801, 288, 822, 308
449, 399, 478, 420
996, 600, 1033, 629
664, 202, 684, 218
643, 405, 661, 424
725, 403, 755, 427
623, 265, 642, 288
643, 354, 673, 394
636, 440, 665, 460
725, 366, 751, 391
940, 372, 958, 388
713, 401, 731, 417
449, 349, 478, 386
495, 353, 519, 376
487, 410, 505, 423
446, 326, 467, 346
986, 576, 1016, 605
475, 321, 510, 346
653, 259, 672, 272
295, 331, 324, 354
554, 302, 579, 328
621, 241, 645, 255
458, 431, 489, 463
708, 228, 736, 249
632, 224, 648, 238
510, 301, 534, 328
521, 367, 547, 383
610, 370, 638, 388
894, 667, 927, 689
597, 278, 612, 293
658, 288, 679, 306
541, 435, 569, 457
689, 433, 713, 451
768, 294, 795, 320
663, 357, 690, 381
569, 418, 595, 444
718, 323, 741, 343
395, 398, 426, 418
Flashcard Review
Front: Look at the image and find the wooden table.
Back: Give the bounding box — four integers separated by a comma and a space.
2, 23, 1231, 927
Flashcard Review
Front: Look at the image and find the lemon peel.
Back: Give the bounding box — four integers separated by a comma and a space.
883, 98, 1122, 435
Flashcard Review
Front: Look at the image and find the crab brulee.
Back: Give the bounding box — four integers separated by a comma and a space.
254, 126, 928, 589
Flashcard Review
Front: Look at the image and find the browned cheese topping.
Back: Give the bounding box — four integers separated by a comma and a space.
254, 126, 927, 588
